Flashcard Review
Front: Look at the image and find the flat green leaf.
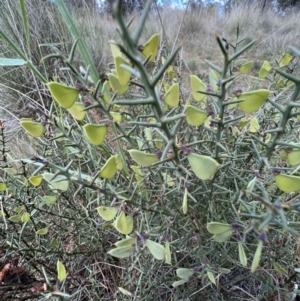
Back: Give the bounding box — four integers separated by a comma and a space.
185, 105, 207, 126
273, 263, 288, 274
251, 240, 263, 273
83, 124, 107, 145
107, 246, 135, 258
4, 168, 17, 175
29, 175, 43, 187
128, 150, 158, 167
47, 82, 79, 109
124, 216, 134, 234
67, 102, 86, 120
0, 183, 7, 191
43, 196, 57, 205
115, 237, 135, 247
238, 89, 270, 113
209, 69, 218, 91
113, 212, 133, 235
259, 61, 272, 79
43, 173, 69, 191
207, 222, 232, 234
246, 177, 257, 197
57, 260, 67, 282
275, 174, 300, 192
164, 83, 179, 108
101, 81, 111, 104
145, 239, 165, 260
0, 58, 26, 66
190, 75, 206, 101
182, 188, 188, 214
97, 206, 118, 221
172, 279, 189, 287
36, 228, 48, 235
286, 143, 300, 166
162, 173, 175, 187
49, 238, 58, 248
219, 268, 231, 274
21, 212, 30, 223
240, 61, 252, 74
114, 154, 123, 170
110, 111, 122, 123
279, 53, 293, 67
99, 156, 117, 179
249, 117, 259, 133
165, 241, 171, 264
9, 214, 22, 223
207, 271, 216, 285
108, 73, 129, 96
188, 153, 219, 180
213, 229, 233, 242
118, 287, 132, 297
115, 56, 131, 86
238, 241, 247, 267
176, 268, 194, 279
20, 120, 45, 137
110, 41, 122, 58
142, 34, 159, 62
131, 165, 145, 181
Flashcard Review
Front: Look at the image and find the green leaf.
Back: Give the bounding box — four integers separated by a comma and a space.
259, 61, 272, 79
108, 73, 129, 96
240, 61, 252, 74
29, 175, 43, 187
114, 154, 123, 170
57, 260, 67, 282
20, 119, 44, 137
238, 89, 270, 113
118, 287, 132, 297
218, 268, 231, 274
125, 216, 134, 234
21, 212, 30, 223
110, 41, 122, 58
9, 214, 22, 223
0, 183, 7, 191
142, 34, 159, 62
209, 69, 218, 91
83, 124, 107, 145
182, 188, 188, 214
172, 279, 189, 287
279, 53, 293, 67
0, 58, 26, 66
4, 168, 17, 175
115, 56, 131, 86
165, 241, 171, 265
43, 173, 69, 191
188, 153, 219, 180
115, 237, 136, 247
67, 102, 86, 120
176, 268, 194, 279
251, 240, 263, 273
162, 173, 174, 187
249, 117, 259, 133
273, 263, 288, 274
128, 150, 158, 167
113, 212, 133, 235
46, 82, 79, 109
238, 241, 247, 267
107, 246, 135, 258
97, 206, 118, 221
43, 196, 57, 205
190, 75, 206, 101
275, 174, 300, 192
110, 112, 122, 123
49, 238, 58, 248
286, 143, 300, 166
213, 229, 233, 242
101, 81, 111, 104
207, 222, 232, 234
246, 177, 257, 197
164, 83, 179, 108
99, 156, 117, 179
36, 228, 48, 235
145, 239, 165, 260
207, 271, 216, 285
185, 105, 207, 126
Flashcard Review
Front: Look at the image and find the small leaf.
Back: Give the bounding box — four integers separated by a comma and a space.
110, 111, 122, 123
43, 173, 69, 191
21, 212, 30, 223
97, 206, 118, 221
110, 41, 122, 58
240, 61, 252, 74
131, 165, 144, 181
207, 271, 216, 285
172, 279, 189, 287
182, 188, 188, 214
0, 183, 7, 191
67, 102, 86, 120
107, 246, 135, 258
113, 212, 133, 235
20, 120, 44, 137
190, 75, 206, 101
145, 239, 165, 260
0, 58, 26, 66
286, 144, 300, 166
101, 81, 111, 104
259, 61, 272, 79
115, 237, 135, 247
114, 154, 123, 170
29, 175, 43, 187
213, 229, 233, 242
209, 69, 218, 91
188, 153, 219, 180
176, 268, 194, 279
43, 196, 57, 205
4, 168, 17, 175
275, 174, 300, 192
9, 214, 22, 223
115, 56, 131, 86
36, 228, 48, 235
165, 241, 171, 264
251, 240, 263, 273
108, 73, 129, 96
238, 241, 247, 267
83, 124, 107, 145
142, 34, 159, 62
57, 260, 67, 282
118, 287, 132, 297
99, 156, 117, 179
185, 105, 207, 126
273, 263, 288, 274
47, 82, 79, 109
124, 216, 134, 235
207, 222, 232, 234
219, 268, 231, 274
249, 117, 259, 133
49, 238, 58, 248
238, 89, 270, 113
128, 150, 158, 167
162, 173, 175, 187
164, 83, 179, 108
246, 177, 257, 197
279, 53, 293, 67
